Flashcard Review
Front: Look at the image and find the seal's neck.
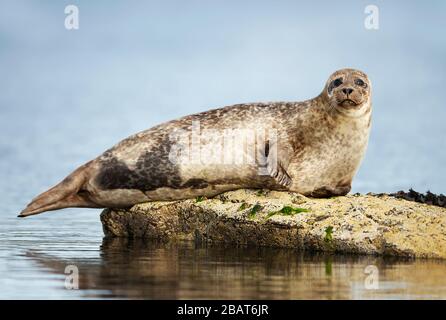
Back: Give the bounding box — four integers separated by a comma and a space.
334, 101, 372, 119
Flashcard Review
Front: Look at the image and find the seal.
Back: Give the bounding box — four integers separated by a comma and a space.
19, 68, 372, 217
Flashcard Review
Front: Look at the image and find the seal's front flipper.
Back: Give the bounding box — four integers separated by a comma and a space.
267, 162, 292, 188
257, 135, 293, 188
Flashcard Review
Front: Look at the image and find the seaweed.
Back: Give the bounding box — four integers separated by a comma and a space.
266, 206, 309, 219
324, 226, 333, 242
238, 202, 251, 211
390, 189, 446, 208
248, 203, 262, 219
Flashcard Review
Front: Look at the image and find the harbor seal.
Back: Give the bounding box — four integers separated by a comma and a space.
19, 68, 372, 217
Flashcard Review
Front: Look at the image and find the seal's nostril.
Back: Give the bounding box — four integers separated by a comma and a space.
342, 88, 354, 95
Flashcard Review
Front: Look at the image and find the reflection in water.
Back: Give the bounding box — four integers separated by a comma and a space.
25, 238, 446, 299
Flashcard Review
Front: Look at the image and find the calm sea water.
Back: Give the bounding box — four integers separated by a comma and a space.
1, 1, 446, 299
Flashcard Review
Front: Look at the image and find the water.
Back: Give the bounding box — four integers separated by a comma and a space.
1, 1, 446, 299
3, 216, 446, 299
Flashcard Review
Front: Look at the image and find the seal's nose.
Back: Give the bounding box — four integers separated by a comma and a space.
342, 88, 354, 95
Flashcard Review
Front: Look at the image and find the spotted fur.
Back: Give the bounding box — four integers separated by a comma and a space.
19, 68, 372, 217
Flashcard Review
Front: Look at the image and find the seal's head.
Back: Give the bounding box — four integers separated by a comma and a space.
323, 68, 371, 115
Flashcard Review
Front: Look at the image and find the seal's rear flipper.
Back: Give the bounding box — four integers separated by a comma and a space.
18, 193, 100, 217
18, 162, 99, 217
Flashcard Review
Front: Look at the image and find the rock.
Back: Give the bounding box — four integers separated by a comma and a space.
100, 189, 446, 259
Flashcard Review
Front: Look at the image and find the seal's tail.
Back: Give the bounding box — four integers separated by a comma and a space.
18, 162, 98, 217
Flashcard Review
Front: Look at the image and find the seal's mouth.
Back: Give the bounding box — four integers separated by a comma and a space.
339, 99, 359, 107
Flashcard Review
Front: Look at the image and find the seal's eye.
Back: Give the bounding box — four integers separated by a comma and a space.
333, 78, 343, 87
328, 78, 343, 94
355, 78, 367, 88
